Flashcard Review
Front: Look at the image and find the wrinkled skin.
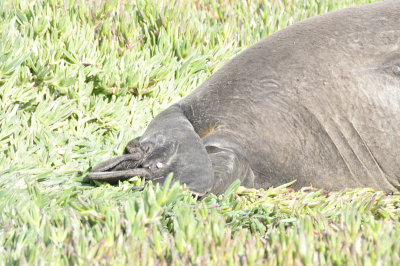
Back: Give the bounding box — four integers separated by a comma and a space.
89, 0, 400, 196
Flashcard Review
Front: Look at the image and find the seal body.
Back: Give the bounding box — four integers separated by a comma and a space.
89, 0, 400, 196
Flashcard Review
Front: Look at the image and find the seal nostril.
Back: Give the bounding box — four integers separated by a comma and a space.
392, 64, 400, 76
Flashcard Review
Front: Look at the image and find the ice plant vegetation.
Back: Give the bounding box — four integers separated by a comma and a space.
0, 0, 398, 264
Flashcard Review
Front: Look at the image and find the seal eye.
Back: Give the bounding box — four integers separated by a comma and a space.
124, 139, 141, 154
393, 63, 400, 76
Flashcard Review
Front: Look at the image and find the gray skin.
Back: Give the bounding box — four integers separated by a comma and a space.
89, 0, 400, 196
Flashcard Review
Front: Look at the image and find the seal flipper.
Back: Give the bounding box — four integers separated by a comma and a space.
203, 135, 255, 195
89, 104, 254, 196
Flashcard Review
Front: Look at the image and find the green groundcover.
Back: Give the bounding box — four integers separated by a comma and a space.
0, 0, 399, 264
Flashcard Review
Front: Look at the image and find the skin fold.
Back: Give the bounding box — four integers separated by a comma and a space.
89, 0, 400, 196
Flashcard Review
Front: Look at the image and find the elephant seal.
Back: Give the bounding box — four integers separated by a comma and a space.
89, 0, 400, 196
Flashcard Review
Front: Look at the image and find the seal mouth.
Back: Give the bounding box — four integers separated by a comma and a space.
88, 153, 151, 182
88, 168, 151, 181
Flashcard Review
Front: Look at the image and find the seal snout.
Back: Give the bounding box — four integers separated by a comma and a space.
91, 153, 142, 172
88, 152, 150, 182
